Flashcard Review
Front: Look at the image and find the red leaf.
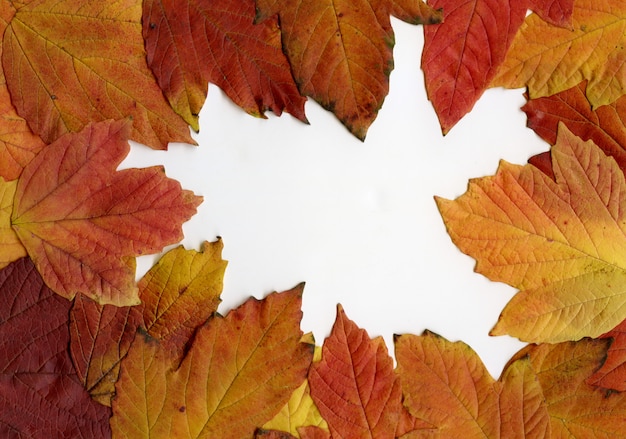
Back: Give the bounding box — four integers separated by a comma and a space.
11, 119, 202, 306
527, 0, 574, 28
143, 0, 307, 131
0, 258, 111, 438
308, 305, 401, 438
587, 320, 626, 391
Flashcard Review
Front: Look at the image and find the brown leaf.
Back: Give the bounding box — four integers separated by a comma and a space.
395, 331, 550, 438
111, 284, 313, 438
3, 0, 194, 149
0, 258, 111, 438
11, 119, 202, 306
308, 305, 401, 438
143, 0, 307, 131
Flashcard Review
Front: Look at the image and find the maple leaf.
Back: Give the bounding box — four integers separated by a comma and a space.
298, 426, 331, 439
0, 257, 111, 438
110, 284, 313, 438
523, 81, 626, 173
143, 0, 307, 132
586, 320, 626, 391
255, 0, 442, 140
492, 0, 626, 109
0, 1, 44, 181
307, 305, 401, 438
3, 0, 194, 149
394, 330, 550, 438
11, 119, 202, 306
514, 339, 626, 437
437, 124, 626, 342
69, 240, 226, 405
0, 177, 25, 269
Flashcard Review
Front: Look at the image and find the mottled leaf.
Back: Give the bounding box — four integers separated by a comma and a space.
256, 0, 442, 140
0, 177, 26, 269
437, 124, 626, 342
143, 0, 307, 131
492, 0, 626, 109
3, 0, 194, 149
111, 284, 313, 438
395, 331, 549, 438
523, 81, 626, 173
586, 320, 626, 391
12, 119, 202, 306
0, 257, 111, 438
515, 339, 626, 437
70, 239, 225, 405
308, 305, 401, 438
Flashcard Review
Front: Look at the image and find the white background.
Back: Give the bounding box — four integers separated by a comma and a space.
122, 19, 549, 377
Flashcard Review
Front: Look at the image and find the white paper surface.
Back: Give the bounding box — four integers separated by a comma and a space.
121, 19, 549, 376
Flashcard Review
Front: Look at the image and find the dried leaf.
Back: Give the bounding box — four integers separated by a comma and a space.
111, 285, 313, 438
0, 0, 44, 180
12, 119, 202, 306
3, 0, 194, 149
523, 81, 626, 173
70, 239, 226, 405
0, 258, 111, 438
515, 339, 626, 437
308, 305, 401, 438
437, 124, 626, 342
395, 331, 550, 438
492, 0, 626, 108
143, 0, 307, 131
0, 177, 26, 268
256, 0, 442, 140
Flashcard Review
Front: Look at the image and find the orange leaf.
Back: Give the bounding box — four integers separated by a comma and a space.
395, 331, 550, 438
298, 426, 331, 439
0, 1, 44, 180
143, 0, 307, 131
514, 339, 626, 437
69, 239, 226, 405
3, 0, 194, 149
11, 119, 202, 306
586, 320, 626, 391
256, 430, 298, 439
523, 81, 626, 173
0, 177, 26, 269
422, 0, 528, 133
308, 305, 401, 438
437, 123, 626, 342
111, 284, 313, 438
527, 0, 573, 28
256, 0, 442, 140
492, 0, 626, 108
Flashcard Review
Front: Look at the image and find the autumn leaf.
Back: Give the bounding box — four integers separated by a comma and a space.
3, 0, 194, 149
307, 305, 401, 438
0, 177, 25, 269
395, 331, 550, 438
395, 406, 435, 438
0, 0, 44, 181
586, 320, 626, 391
513, 339, 626, 437
0, 257, 111, 438
298, 426, 331, 439
143, 0, 307, 132
256, 430, 298, 439
255, 0, 442, 140
437, 124, 626, 342
527, 0, 574, 28
523, 81, 626, 173
492, 0, 626, 109
11, 119, 202, 306
110, 284, 313, 438
69, 240, 226, 405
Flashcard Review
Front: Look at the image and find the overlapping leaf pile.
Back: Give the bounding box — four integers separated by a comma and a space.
3, 0, 626, 436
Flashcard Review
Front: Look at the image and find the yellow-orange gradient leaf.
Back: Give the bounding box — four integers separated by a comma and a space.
11, 119, 202, 306
0, 1, 44, 180
255, 0, 442, 140
492, 0, 626, 108
69, 240, 226, 405
307, 305, 402, 438
513, 339, 626, 437
0, 178, 25, 269
3, 0, 194, 149
111, 285, 313, 438
437, 123, 626, 342
395, 331, 550, 438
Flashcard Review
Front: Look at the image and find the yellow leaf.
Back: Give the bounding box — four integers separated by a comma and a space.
0, 177, 25, 268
